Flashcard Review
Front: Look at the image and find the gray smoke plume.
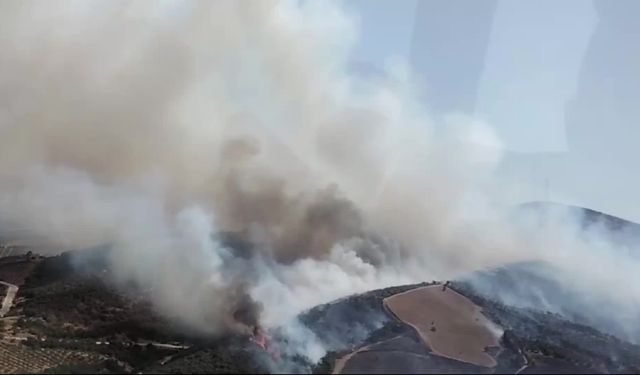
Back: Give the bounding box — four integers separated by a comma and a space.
0, 0, 639, 365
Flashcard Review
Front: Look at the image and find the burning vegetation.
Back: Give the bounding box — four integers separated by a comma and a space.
0, 1, 639, 374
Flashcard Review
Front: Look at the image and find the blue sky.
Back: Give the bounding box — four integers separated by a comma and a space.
344, 0, 596, 153
343, 0, 640, 221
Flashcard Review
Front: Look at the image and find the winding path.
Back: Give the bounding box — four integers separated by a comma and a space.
332, 341, 378, 374
0, 281, 18, 317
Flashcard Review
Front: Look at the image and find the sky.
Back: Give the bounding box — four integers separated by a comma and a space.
343, 0, 640, 222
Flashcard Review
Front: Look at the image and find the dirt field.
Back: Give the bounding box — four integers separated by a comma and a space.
384, 285, 501, 367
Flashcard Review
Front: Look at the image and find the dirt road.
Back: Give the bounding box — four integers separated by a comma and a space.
0, 281, 18, 317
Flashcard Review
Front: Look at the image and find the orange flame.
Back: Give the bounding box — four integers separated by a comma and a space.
250, 327, 281, 361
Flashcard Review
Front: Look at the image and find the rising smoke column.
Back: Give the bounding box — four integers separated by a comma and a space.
0, 0, 503, 332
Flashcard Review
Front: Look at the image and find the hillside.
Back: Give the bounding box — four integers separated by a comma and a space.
0, 248, 639, 374
517, 201, 640, 247
0, 203, 639, 373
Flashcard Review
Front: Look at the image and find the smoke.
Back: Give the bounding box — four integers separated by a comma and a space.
463, 203, 640, 344
0, 0, 639, 366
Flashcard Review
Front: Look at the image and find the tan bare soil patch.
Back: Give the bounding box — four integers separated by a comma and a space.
384, 285, 501, 367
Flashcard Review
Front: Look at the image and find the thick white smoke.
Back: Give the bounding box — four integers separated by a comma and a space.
0, 0, 639, 363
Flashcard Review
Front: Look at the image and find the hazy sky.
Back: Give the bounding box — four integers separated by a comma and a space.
343, 0, 640, 221
345, 0, 597, 152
